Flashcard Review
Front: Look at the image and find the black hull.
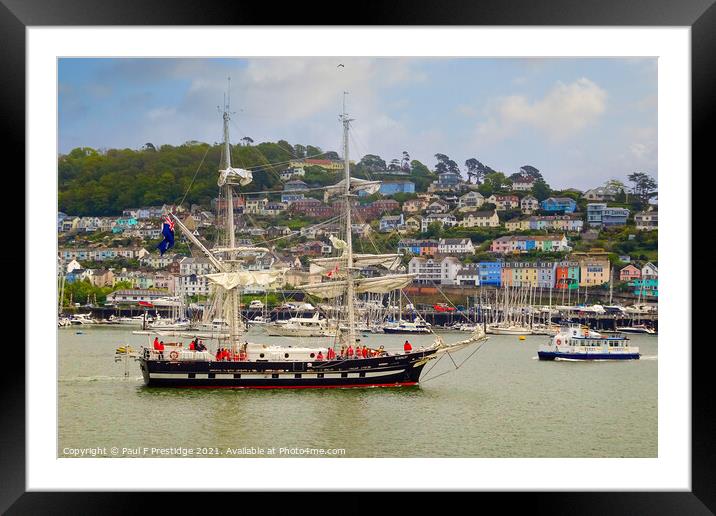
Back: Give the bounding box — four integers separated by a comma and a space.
139, 350, 437, 389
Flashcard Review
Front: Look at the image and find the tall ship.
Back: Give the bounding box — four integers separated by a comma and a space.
137, 88, 486, 388
537, 324, 640, 360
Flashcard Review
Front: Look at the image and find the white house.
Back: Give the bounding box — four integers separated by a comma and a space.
408, 256, 463, 285
520, 195, 539, 214
641, 262, 658, 280
456, 264, 480, 286
635, 210, 658, 231
511, 175, 535, 191
65, 259, 82, 273
421, 213, 457, 232
438, 238, 475, 254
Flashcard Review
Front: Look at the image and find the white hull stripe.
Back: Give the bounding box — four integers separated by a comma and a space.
149, 369, 404, 380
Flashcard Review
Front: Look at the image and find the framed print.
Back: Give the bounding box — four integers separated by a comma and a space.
3, 0, 709, 513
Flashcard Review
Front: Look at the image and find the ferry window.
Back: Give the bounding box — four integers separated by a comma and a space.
310, 353, 315, 358
317, 373, 324, 378
359, 372, 366, 378
259, 353, 265, 358
294, 374, 302, 379
208, 373, 215, 379
341, 372, 348, 378
188, 373, 195, 379
272, 373, 279, 379
233, 373, 241, 379
284, 353, 290, 358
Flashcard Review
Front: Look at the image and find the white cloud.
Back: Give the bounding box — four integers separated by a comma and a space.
476, 78, 607, 142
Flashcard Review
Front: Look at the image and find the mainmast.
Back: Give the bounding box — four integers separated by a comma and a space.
341, 93, 357, 349
222, 77, 240, 352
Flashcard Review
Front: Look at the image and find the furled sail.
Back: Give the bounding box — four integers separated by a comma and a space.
309, 254, 402, 274
218, 167, 253, 186
300, 274, 415, 299
310, 235, 401, 274
205, 269, 286, 290
323, 178, 381, 201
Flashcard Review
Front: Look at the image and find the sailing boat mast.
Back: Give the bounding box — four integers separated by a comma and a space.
341, 92, 357, 349
222, 77, 240, 352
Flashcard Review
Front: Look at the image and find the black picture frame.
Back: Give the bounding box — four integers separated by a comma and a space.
2, 0, 706, 513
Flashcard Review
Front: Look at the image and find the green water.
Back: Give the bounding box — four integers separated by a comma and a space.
58, 326, 657, 458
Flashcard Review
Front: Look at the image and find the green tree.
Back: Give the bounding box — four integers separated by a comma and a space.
531, 178, 552, 201
627, 172, 658, 204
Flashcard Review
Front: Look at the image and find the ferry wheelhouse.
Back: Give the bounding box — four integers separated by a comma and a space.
537, 324, 640, 361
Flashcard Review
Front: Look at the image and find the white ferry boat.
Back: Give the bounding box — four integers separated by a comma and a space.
538, 324, 640, 360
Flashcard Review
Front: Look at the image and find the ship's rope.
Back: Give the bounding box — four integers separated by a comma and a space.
176, 144, 212, 208
420, 338, 488, 384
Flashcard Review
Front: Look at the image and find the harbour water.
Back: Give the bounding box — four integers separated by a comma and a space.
59, 326, 657, 458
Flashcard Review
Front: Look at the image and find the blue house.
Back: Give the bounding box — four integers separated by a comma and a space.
478, 261, 503, 286
438, 171, 461, 187
630, 278, 658, 297
359, 180, 415, 197
540, 197, 577, 213
587, 203, 629, 227
112, 217, 138, 233
57, 212, 68, 232
397, 239, 421, 255
380, 181, 415, 196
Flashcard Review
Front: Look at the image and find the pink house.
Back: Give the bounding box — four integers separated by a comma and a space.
619, 264, 641, 282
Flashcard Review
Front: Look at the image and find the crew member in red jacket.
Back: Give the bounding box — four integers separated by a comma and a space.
403, 340, 413, 354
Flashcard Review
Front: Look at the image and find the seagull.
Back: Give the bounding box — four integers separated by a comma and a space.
337, 64, 344, 68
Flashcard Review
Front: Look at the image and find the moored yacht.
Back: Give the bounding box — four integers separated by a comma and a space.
615, 324, 656, 335
266, 312, 335, 337
381, 317, 431, 334
69, 313, 96, 325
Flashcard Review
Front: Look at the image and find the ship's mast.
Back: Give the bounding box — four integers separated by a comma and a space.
222, 78, 240, 352
341, 93, 357, 349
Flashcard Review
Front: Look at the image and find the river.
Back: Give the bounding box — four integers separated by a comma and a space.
58, 326, 657, 458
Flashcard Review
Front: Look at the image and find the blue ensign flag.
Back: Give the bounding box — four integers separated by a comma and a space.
157, 215, 175, 256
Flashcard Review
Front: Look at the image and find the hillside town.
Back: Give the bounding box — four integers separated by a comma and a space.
58, 157, 657, 308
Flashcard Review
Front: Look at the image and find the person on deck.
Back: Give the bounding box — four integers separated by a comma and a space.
347, 345, 354, 358
361, 345, 368, 358
339, 345, 346, 358
316, 350, 324, 361
153, 337, 159, 349
189, 341, 195, 351
196, 340, 206, 352
403, 340, 413, 354
156, 340, 165, 359
327, 347, 335, 360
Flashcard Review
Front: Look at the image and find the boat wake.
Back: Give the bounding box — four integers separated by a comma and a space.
60, 375, 144, 383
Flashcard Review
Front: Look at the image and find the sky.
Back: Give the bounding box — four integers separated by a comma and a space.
58, 57, 657, 190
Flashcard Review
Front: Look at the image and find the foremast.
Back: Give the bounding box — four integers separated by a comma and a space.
341, 94, 357, 350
